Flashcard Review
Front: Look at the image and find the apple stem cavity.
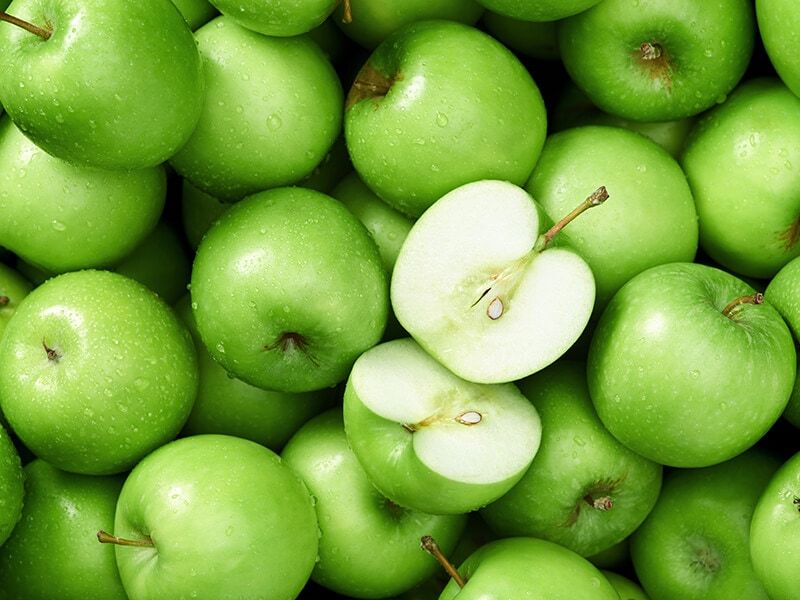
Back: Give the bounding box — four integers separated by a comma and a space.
96, 530, 155, 547
721, 292, 764, 319
0, 11, 52, 40
42, 338, 60, 362
421, 535, 467, 588
345, 63, 395, 110
639, 42, 663, 61
263, 332, 319, 367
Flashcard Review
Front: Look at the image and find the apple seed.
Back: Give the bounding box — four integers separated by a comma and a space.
486, 297, 504, 320
456, 411, 483, 425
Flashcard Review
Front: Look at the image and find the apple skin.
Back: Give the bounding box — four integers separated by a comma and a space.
526, 124, 699, 312
110, 434, 319, 600
190, 185, 388, 393
630, 447, 780, 599
480, 359, 663, 558
680, 77, 800, 280
557, 0, 755, 122
168, 16, 344, 203
169, 0, 219, 29
0, 459, 127, 600
756, 0, 800, 97
587, 261, 796, 468
476, 0, 603, 22
0, 269, 199, 475
208, 0, 338, 36
0, 113, 166, 274
438, 536, 621, 599
0, 0, 204, 170
0, 261, 32, 341
344, 19, 547, 218
601, 570, 650, 600
281, 407, 468, 598
0, 421, 24, 547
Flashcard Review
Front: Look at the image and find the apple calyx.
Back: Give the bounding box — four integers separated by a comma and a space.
345, 63, 395, 111
41, 338, 60, 362
0, 11, 52, 40
792, 496, 800, 511
633, 41, 675, 92
0, 296, 9, 306
96, 530, 155, 548
263, 332, 319, 367
721, 292, 764, 320
421, 535, 467, 588
690, 547, 721, 574
470, 185, 609, 321
402, 410, 483, 433
584, 493, 614, 511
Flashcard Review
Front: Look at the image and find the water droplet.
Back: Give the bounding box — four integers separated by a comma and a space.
51, 220, 66, 231
266, 114, 282, 131
225, 525, 234, 536
690, 369, 700, 378
573, 436, 586, 447
435, 112, 448, 127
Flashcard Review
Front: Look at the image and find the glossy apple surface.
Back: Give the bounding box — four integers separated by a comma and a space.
0, 421, 24, 547
209, 0, 337, 36
476, 0, 602, 22
756, 0, 800, 97
0, 261, 32, 340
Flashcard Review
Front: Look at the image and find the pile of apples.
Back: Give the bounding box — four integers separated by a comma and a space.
2, 0, 800, 598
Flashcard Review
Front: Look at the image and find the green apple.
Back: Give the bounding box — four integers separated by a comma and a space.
342, 337, 542, 515
601, 570, 650, 600
344, 19, 547, 218
332, 0, 484, 49
391, 179, 604, 384
0, 261, 32, 341
0, 421, 24, 547
0, 269, 198, 475
557, 0, 755, 122
100, 434, 319, 600
435, 536, 621, 599
190, 185, 388, 393
0, 459, 127, 600
170, 0, 218, 29
587, 261, 796, 468
680, 77, 800, 279
0, 113, 166, 274
526, 124, 698, 312
0, 0, 204, 170
479, 10, 559, 60
208, 0, 338, 36
756, 0, 800, 97
174, 294, 335, 451
750, 449, 800, 600
180, 178, 229, 250
168, 16, 344, 203
281, 407, 468, 598
475, 0, 603, 22
480, 359, 663, 558
630, 447, 781, 599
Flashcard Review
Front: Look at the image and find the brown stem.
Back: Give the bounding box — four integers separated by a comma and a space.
0, 12, 52, 40
0, 296, 9, 307
721, 292, 763, 319
340, 0, 352, 23
541, 186, 609, 247
42, 338, 60, 361
97, 530, 154, 547
421, 535, 466, 588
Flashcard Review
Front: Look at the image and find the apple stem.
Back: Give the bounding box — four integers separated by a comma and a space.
584, 494, 614, 511
540, 185, 609, 249
341, 0, 353, 23
721, 292, 763, 319
42, 338, 60, 362
96, 530, 154, 547
0, 11, 52, 40
0, 296, 9, 307
421, 535, 466, 588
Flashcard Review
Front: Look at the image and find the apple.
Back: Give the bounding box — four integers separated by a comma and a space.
480, 359, 663, 558
391, 178, 605, 384
587, 261, 796, 468
342, 336, 542, 515
601, 570, 650, 600
0, 421, 24, 547
630, 447, 781, 599
0, 458, 127, 599
281, 407, 468, 598
433, 536, 621, 599
0, 261, 32, 340
557, 0, 756, 122
756, 0, 800, 97
168, 15, 344, 203
180, 178, 229, 250
680, 76, 800, 280
207, 0, 338, 36
475, 0, 603, 22
0, 0, 204, 170
99, 433, 319, 600
525, 124, 699, 312
0, 113, 166, 274
0, 269, 199, 475
344, 19, 547, 218
190, 185, 388, 393
169, 0, 218, 30
479, 10, 559, 60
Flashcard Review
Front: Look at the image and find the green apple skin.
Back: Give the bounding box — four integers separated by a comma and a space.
680, 77, 800, 280
110, 434, 319, 600
602, 570, 650, 600
0, 261, 32, 341
630, 447, 781, 599
168, 16, 343, 203
190, 186, 388, 393
480, 360, 663, 558
765, 255, 800, 427
344, 19, 547, 218
332, 0, 484, 49
756, 0, 800, 97
180, 178, 229, 250
438, 536, 621, 599
0, 459, 127, 600
0, 421, 24, 547
557, 0, 755, 122
209, 0, 338, 36
587, 261, 796, 468
174, 294, 336, 452
476, 0, 603, 22
525, 124, 699, 312
170, 0, 219, 29
0, 0, 204, 170
330, 170, 415, 275
0, 269, 199, 475
0, 114, 166, 274
342, 337, 542, 515
281, 407, 468, 598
